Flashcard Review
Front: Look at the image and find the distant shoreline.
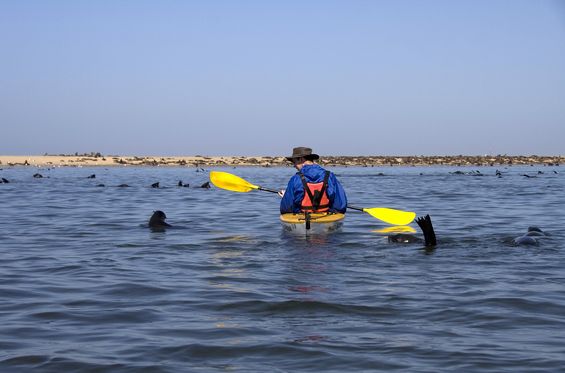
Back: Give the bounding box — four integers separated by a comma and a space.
0, 154, 562, 168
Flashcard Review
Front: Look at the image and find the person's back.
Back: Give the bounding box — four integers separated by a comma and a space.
279, 147, 347, 214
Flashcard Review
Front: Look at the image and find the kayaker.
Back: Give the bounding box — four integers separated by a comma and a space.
280, 147, 347, 214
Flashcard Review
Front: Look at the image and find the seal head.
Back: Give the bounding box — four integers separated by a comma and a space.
149, 210, 172, 228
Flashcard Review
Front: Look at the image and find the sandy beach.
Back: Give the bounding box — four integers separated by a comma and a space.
0, 154, 562, 168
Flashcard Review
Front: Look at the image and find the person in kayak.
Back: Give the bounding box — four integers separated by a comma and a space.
280, 147, 347, 214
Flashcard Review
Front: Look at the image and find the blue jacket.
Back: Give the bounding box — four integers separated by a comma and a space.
280, 164, 347, 214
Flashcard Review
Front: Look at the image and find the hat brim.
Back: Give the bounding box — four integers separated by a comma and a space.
285, 154, 319, 162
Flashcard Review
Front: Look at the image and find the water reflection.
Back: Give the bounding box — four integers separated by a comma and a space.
1, 165, 562, 372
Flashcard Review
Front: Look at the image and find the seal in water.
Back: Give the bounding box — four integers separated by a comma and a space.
513, 226, 549, 246
387, 214, 437, 247
151, 182, 160, 188
149, 210, 172, 228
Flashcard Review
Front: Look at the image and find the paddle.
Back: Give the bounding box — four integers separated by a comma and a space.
209, 171, 416, 225
209, 171, 279, 194
346, 206, 416, 226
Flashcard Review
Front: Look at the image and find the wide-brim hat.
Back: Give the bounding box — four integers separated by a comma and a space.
285, 147, 319, 162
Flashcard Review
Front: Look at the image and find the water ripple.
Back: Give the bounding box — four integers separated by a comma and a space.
1, 166, 564, 372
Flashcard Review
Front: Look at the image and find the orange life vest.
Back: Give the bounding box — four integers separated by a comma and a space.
299, 171, 330, 212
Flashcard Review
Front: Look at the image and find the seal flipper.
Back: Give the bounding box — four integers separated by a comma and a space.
416, 215, 437, 247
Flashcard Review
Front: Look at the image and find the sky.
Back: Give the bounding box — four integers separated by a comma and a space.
1, 0, 564, 156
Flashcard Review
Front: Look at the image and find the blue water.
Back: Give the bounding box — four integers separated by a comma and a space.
1, 165, 564, 372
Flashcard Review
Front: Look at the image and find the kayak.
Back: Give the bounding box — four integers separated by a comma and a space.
280, 212, 345, 234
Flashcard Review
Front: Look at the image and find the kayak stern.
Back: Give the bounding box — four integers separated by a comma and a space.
280, 212, 345, 234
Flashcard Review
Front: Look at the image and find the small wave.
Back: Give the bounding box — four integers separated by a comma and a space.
96, 282, 174, 297
1, 355, 50, 367
215, 299, 396, 316
152, 342, 333, 361
0, 355, 168, 373
27, 308, 162, 324
44, 265, 85, 275
0, 288, 42, 298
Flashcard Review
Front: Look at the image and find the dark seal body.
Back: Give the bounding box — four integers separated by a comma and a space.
149, 210, 172, 228
513, 226, 548, 246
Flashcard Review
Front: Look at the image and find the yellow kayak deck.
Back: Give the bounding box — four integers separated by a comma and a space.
280, 212, 345, 224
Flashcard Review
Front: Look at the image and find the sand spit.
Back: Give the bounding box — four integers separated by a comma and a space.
0, 154, 562, 168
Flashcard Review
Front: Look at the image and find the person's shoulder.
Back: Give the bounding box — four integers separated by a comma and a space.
288, 172, 301, 183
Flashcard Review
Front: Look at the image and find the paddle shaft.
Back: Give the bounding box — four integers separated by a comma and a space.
347, 205, 364, 212
258, 186, 279, 194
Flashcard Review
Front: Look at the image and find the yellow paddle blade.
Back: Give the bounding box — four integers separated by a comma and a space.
373, 225, 417, 234
363, 207, 416, 225
209, 171, 259, 193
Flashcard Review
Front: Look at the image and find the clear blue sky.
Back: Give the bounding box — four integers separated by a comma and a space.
1, 0, 564, 156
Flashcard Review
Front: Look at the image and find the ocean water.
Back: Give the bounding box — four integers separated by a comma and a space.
0, 165, 563, 372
